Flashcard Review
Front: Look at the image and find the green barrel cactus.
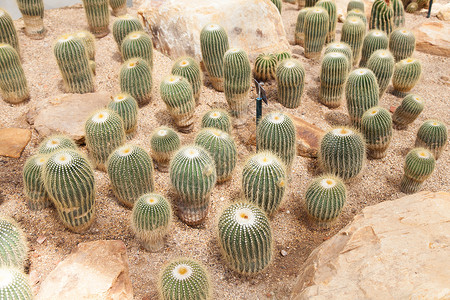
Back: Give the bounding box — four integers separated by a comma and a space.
306, 0, 319, 6
347, 0, 365, 12
361, 106, 393, 158
369, 0, 394, 36
392, 94, 424, 129
85, 109, 126, 171
316, 0, 337, 43
340, 16, 366, 66
347, 8, 367, 25
43, 149, 96, 232
271, 0, 282, 12
23, 154, 51, 210
392, 0, 405, 27
159, 258, 212, 300
169, 145, 217, 225
160, 75, 195, 133
319, 127, 366, 180
324, 42, 353, 72
82, 0, 110, 37
0, 217, 27, 268
119, 58, 153, 106
389, 28, 416, 62
400, 148, 435, 194
16, 0, 46, 39
359, 30, 389, 67
242, 151, 287, 215
295, 8, 312, 47
75, 30, 96, 61
200, 23, 229, 92
121, 31, 153, 69
406, 2, 418, 13
37, 135, 77, 154
171, 56, 202, 105
217, 202, 273, 274
415, 120, 448, 160
109, 0, 127, 17
0, 44, 29, 104
201, 109, 232, 133
0, 9, 20, 56
150, 126, 180, 172
0, 268, 32, 299
319, 52, 349, 108
276, 51, 292, 62
107, 144, 154, 208
195, 128, 237, 183
305, 175, 346, 228
131, 193, 172, 252
112, 14, 143, 49
276, 59, 305, 109
392, 57, 421, 96
107, 93, 138, 137
304, 7, 329, 59
366, 49, 395, 97
254, 53, 277, 82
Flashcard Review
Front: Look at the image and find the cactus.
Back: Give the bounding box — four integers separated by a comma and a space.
347, 9, 367, 25
392, 94, 424, 129
82, 0, 110, 37
107, 93, 138, 137
195, 128, 237, 183
54, 34, 94, 94
389, 28, 415, 62
0, 44, 30, 104
366, 49, 395, 97
276, 51, 292, 62
254, 53, 277, 82
271, 0, 282, 12
295, 8, 312, 47
415, 120, 448, 160
159, 258, 211, 300
324, 42, 353, 72
361, 106, 393, 158
304, 7, 329, 59
23, 154, 51, 210
16, 0, 45, 39
0, 9, 20, 56
392, 57, 421, 97
0, 268, 32, 299
316, 0, 337, 43
160, 75, 195, 133
340, 16, 366, 66
242, 151, 287, 215
43, 149, 96, 232
0, 217, 27, 268
112, 15, 143, 49
37, 135, 77, 154
305, 175, 346, 228
217, 202, 273, 274
200, 24, 229, 92
223, 48, 251, 118
201, 109, 232, 133
171, 56, 202, 105
347, 0, 365, 12
319, 52, 349, 108
400, 148, 435, 194
405, 2, 418, 13
150, 126, 180, 172
306, 0, 319, 6
276, 59, 305, 108
392, 0, 405, 27
369, 0, 394, 36
121, 31, 153, 69
85, 109, 126, 171
319, 127, 366, 180
75, 30, 96, 61
169, 145, 216, 225
109, 0, 127, 16
89, 60, 96, 75
359, 30, 389, 67
119, 58, 153, 106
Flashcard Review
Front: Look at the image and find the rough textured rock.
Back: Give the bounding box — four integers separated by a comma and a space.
36, 240, 133, 300
291, 115, 324, 158
137, 0, 290, 62
27, 92, 111, 143
437, 3, 450, 21
291, 191, 450, 300
413, 21, 450, 57
0, 128, 32, 158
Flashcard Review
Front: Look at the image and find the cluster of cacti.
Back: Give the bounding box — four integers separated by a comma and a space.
200, 24, 229, 92
254, 53, 277, 82
361, 106, 393, 158
85, 109, 126, 171
400, 148, 435, 194
169, 145, 217, 225
405, 2, 418, 13
23, 154, 51, 210
305, 175, 346, 228
195, 128, 237, 183
389, 28, 416, 62
359, 30, 389, 67
369, 0, 394, 35
131, 193, 172, 252
366, 49, 395, 97
75, 30, 95, 61
415, 120, 448, 160
0, 267, 33, 299
340, 16, 366, 66
304, 7, 329, 59
347, 9, 367, 25
121, 31, 153, 69
0, 217, 28, 268
82, 0, 110, 37
0, 9, 20, 56
319, 127, 366, 180
150, 126, 180, 172
37, 135, 77, 154
295, 8, 312, 47
270, 0, 282, 13
392, 94, 424, 129
319, 52, 349, 108
43, 149, 96, 232
217, 202, 272, 274
392, 0, 405, 27
0, 44, 30, 104
160, 75, 195, 132
276, 59, 305, 108
324, 42, 353, 72
112, 15, 143, 49
347, 0, 365, 12
119, 58, 153, 106
201, 109, 232, 133
107, 93, 138, 137
109, 0, 127, 17
392, 57, 421, 96
16, 0, 46, 39
276, 51, 292, 62
316, 0, 337, 43
107, 145, 154, 208
171, 56, 202, 105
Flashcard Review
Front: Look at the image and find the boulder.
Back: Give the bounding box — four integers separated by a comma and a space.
291, 115, 324, 158
413, 21, 450, 57
0, 128, 32, 158
36, 240, 133, 300
291, 191, 450, 300
137, 0, 290, 62
437, 3, 450, 21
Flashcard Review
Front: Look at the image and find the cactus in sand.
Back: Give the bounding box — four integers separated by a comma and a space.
392, 0, 405, 27
0, 44, 29, 104
276, 59, 305, 109
415, 120, 448, 160
16, 0, 46, 39
389, 28, 415, 62
108, 93, 138, 137
366, 49, 395, 97
23, 154, 51, 210
119, 58, 152, 106
400, 147, 435, 194
82, 0, 110, 37
112, 14, 143, 48
121, 31, 153, 69
150, 126, 180, 172
171, 56, 202, 105
392, 57, 421, 96
392, 94, 424, 129
201, 109, 232, 133
254, 53, 277, 82
0, 9, 20, 56
316, 0, 337, 43
341, 16, 366, 66
361, 106, 393, 158
369, 0, 394, 35
319, 52, 349, 108
304, 7, 329, 59
0, 217, 28, 268
0, 267, 32, 299
109, 0, 127, 16
295, 8, 312, 47
359, 30, 389, 67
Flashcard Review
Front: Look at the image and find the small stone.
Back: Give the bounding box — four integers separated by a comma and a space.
0, 128, 32, 158
390, 106, 396, 113
286, 210, 290, 214
36, 236, 46, 244
281, 250, 288, 256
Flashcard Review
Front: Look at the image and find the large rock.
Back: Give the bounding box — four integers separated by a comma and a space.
36, 240, 133, 300
291, 115, 325, 158
291, 191, 450, 300
437, 3, 450, 21
0, 128, 32, 158
413, 21, 450, 57
137, 0, 290, 62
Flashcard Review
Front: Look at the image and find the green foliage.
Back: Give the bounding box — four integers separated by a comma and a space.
82, 0, 110, 37
366, 49, 395, 97
23, 154, 51, 210
254, 53, 277, 82
295, 8, 312, 47
392, 57, 421, 96
316, 0, 337, 43
108, 93, 138, 136
0, 268, 33, 299
0, 217, 28, 268
389, 28, 416, 62
121, 31, 153, 69
0, 43, 29, 104
359, 30, 388, 67
369, 0, 394, 35
340, 16, 366, 66
415, 120, 448, 160
109, 0, 127, 16
112, 14, 143, 48
361, 106, 393, 158
392, 0, 405, 28
276, 59, 305, 108
0, 9, 20, 56
171, 56, 202, 105
75, 30, 96, 61
16, 0, 45, 39
400, 148, 435, 194
119, 58, 153, 106
150, 126, 180, 172
324, 42, 353, 72
392, 94, 424, 129
201, 109, 232, 133
304, 7, 329, 59
319, 52, 349, 108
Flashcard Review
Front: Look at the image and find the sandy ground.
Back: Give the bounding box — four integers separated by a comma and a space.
0, 2, 449, 299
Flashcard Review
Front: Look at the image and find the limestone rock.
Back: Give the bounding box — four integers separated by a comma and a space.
413, 21, 450, 57
137, 0, 290, 62
291, 115, 324, 158
0, 128, 31, 158
291, 191, 450, 300
437, 3, 450, 21
36, 240, 133, 300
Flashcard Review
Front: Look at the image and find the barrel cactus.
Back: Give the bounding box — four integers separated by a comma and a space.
276, 59, 305, 109
340, 16, 366, 66
119, 58, 153, 106
324, 42, 353, 72
0, 268, 32, 299
82, 0, 110, 37
392, 57, 421, 96
304, 7, 329, 59
406, 2, 418, 13
271, 0, 282, 12
0, 217, 27, 268
0, 9, 20, 56
369, 0, 394, 35
392, 94, 424, 129
276, 51, 292, 63
295, 8, 312, 47
319, 52, 349, 108
347, 0, 365, 12
316, 0, 337, 43
109, 0, 127, 16
415, 120, 448, 160
389, 28, 416, 62
16, 0, 45, 39
23, 154, 51, 210
392, 0, 405, 28
400, 148, 435, 194
75, 30, 95, 61
121, 31, 153, 69
37, 135, 77, 154
361, 106, 393, 158
366, 49, 395, 97
150, 126, 180, 172
201, 109, 232, 133
107, 93, 138, 137
0, 44, 29, 104
347, 8, 367, 25
171, 56, 202, 105
254, 53, 277, 82
306, 0, 320, 6
359, 30, 389, 67
112, 14, 143, 49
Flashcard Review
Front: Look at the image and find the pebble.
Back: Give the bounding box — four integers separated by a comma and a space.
281, 250, 288, 256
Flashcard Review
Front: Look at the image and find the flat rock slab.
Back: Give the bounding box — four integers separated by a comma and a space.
291, 115, 324, 158
0, 128, 32, 158
291, 191, 450, 300
413, 21, 450, 57
36, 240, 133, 300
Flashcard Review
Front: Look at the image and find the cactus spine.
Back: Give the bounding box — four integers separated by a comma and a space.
324, 42, 353, 72
23, 154, 51, 210
75, 30, 96, 61
109, 0, 127, 17
0, 268, 32, 299
108, 93, 138, 137
0, 44, 29, 104
389, 28, 416, 62
392, 57, 421, 96
360, 30, 389, 67
347, 9, 367, 25
316, 0, 337, 43
341, 16, 366, 66
392, 94, 424, 129
319, 52, 349, 108
112, 15, 143, 49
254, 53, 277, 82
0, 9, 20, 56
82, 0, 110, 37
347, 0, 365, 12
150, 126, 180, 172
366, 49, 395, 97
171, 56, 202, 105
415, 120, 448, 160
400, 148, 435, 194
392, 0, 405, 27
201, 109, 232, 133
0, 217, 27, 268
369, 0, 394, 35
276, 59, 305, 108
361, 106, 393, 158
304, 7, 329, 59
295, 8, 312, 47
121, 31, 153, 69
119, 58, 153, 106
16, 0, 45, 39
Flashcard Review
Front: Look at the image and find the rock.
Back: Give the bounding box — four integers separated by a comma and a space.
36, 240, 133, 300
290, 115, 325, 158
291, 191, 450, 300
137, 0, 290, 62
0, 128, 32, 158
413, 21, 450, 57
437, 3, 450, 21
27, 92, 111, 143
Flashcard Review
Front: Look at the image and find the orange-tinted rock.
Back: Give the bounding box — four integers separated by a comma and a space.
0, 128, 31, 158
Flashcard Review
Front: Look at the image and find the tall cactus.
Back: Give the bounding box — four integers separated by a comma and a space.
360, 30, 389, 67
415, 120, 448, 160
0, 217, 28, 268
0, 44, 30, 104
82, 0, 110, 37
324, 42, 353, 72
171, 56, 202, 105
295, 8, 312, 47
0, 268, 33, 299
107, 93, 139, 137
16, 0, 46, 39
23, 154, 51, 210
254, 53, 277, 82
341, 16, 366, 66
392, 94, 424, 129
119, 58, 153, 106
369, 0, 394, 36
319, 52, 349, 108
276, 59, 305, 109
121, 31, 153, 69
392, 0, 405, 28
0, 9, 20, 56
361, 106, 393, 158
366, 49, 395, 97
392, 57, 421, 97
150, 126, 180, 172
400, 148, 435, 194
316, 0, 337, 43
109, 0, 127, 17
304, 7, 329, 59
201, 109, 232, 133
112, 14, 143, 49
389, 28, 416, 62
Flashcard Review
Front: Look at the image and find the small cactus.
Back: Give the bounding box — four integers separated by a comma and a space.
112, 14, 143, 49
0, 44, 30, 104
316, 0, 337, 43
347, 0, 365, 12
107, 93, 139, 137
16, 0, 46, 39
109, 0, 127, 17
361, 106, 393, 158
0, 217, 28, 268
276, 59, 305, 109
0, 9, 20, 56
23, 154, 51, 210
0, 268, 33, 299
171, 56, 202, 105
319, 52, 349, 108
392, 0, 405, 28
121, 31, 153, 69
359, 30, 389, 67
406, 2, 418, 13
400, 148, 435, 194
150, 126, 180, 172
366, 49, 395, 97
295, 8, 312, 47
201, 109, 232, 133
392, 57, 421, 97
82, 0, 110, 37
254, 53, 277, 82
369, 0, 394, 36
415, 120, 448, 160
304, 7, 329, 59
119, 58, 153, 106
270, 0, 282, 12
389, 28, 416, 62
275, 51, 292, 62
37, 135, 77, 154
75, 30, 96, 61
324, 42, 353, 72
340, 16, 366, 66
347, 9, 367, 25
392, 94, 424, 129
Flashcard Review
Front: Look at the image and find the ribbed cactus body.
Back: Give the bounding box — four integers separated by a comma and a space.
392, 0, 405, 27
23, 154, 51, 210
37, 135, 77, 154
406, 2, 418, 13
108, 93, 138, 137
200, 24, 229, 92
171, 56, 202, 105
169, 145, 217, 225
341, 16, 366, 66
160, 75, 195, 132
195, 128, 237, 183
360, 30, 389, 67
16, 0, 45, 39
347, 0, 365, 12
217, 202, 273, 274
369, 0, 394, 35
43, 149, 96, 232
361, 106, 393, 158
0, 218, 27, 268
415, 120, 447, 160
150, 127, 180, 173
75, 30, 95, 61
306, 0, 319, 6
392, 57, 421, 96
316, 0, 337, 43
119, 58, 152, 106
304, 7, 329, 59
271, 0, 282, 12
319, 52, 349, 108
112, 15, 143, 49
0, 268, 32, 299
0, 9, 20, 56
319, 127, 366, 180
366, 49, 394, 97
85, 109, 126, 171
295, 8, 312, 47
254, 53, 277, 82
325, 42, 353, 72
392, 94, 424, 129
400, 148, 435, 193
347, 9, 367, 25
82, 0, 110, 37
121, 31, 153, 69
276, 59, 305, 108
0, 44, 29, 104
109, 0, 127, 16
276, 51, 292, 62
389, 28, 416, 62
201, 109, 232, 133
